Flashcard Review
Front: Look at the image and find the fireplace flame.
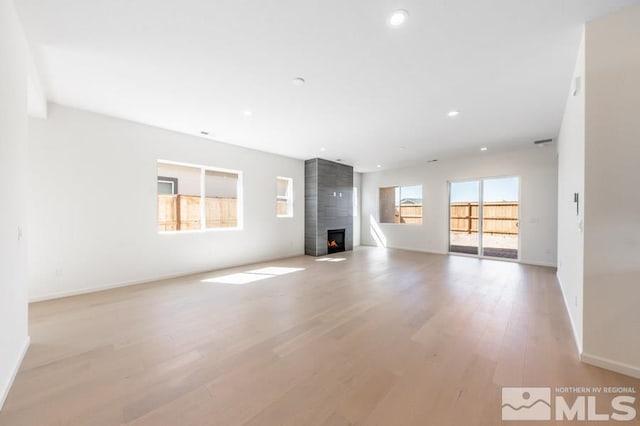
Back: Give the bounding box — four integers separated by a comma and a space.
328, 240, 338, 248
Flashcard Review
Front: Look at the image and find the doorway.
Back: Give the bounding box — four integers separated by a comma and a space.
449, 177, 519, 260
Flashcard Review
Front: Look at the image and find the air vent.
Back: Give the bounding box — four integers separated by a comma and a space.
534, 138, 553, 145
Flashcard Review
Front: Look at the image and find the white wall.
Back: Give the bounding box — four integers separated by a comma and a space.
556, 31, 585, 354
582, 5, 640, 377
0, 0, 30, 409
28, 104, 305, 301
360, 147, 558, 266
353, 172, 361, 246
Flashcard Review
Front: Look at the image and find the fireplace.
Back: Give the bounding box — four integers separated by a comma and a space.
304, 158, 353, 256
327, 229, 346, 254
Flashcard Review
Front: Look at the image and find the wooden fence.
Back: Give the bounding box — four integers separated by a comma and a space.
277, 200, 288, 216
394, 205, 423, 224
158, 194, 238, 231
450, 202, 518, 235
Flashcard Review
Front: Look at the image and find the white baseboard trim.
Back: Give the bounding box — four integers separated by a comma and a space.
29, 252, 305, 303
556, 273, 583, 356
389, 246, 448, 255
29, 269, 214, 302
521, 260, 557, 268
0, 336, 30, 411
581, 352, 640, 379
361, 244, 557, 267
358, 244, 447, 256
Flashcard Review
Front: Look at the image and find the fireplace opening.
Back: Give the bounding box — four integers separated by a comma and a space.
327, 229, 346, 254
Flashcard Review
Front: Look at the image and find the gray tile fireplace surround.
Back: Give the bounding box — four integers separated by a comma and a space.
304, 158, 353, 256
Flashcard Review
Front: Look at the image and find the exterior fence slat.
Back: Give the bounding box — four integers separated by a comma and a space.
449, 202, 518, 235
158, 195, 237, 231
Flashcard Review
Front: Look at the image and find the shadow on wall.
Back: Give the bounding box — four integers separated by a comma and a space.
369, 214, 387, 247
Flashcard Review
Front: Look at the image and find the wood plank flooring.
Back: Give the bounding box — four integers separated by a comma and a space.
1, 247, 638, 425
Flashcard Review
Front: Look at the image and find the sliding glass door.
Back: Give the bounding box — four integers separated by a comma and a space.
449, 177, 520, 260
449, 181, 480, 255
482, 177, 519, 259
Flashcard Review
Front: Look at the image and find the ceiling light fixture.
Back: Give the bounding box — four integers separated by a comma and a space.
243, 110, 252, 117
376, 164, 382, 168
480, 147, 488, 151
389, 9, 409, 27
448, 110, 460, 117
292, 77, 305, 86
320, 147, 326, 152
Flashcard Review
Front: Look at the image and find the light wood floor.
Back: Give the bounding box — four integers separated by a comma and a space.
1, 248, 638, 425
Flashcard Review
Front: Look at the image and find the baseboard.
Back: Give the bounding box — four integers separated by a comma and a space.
581, 352, 640, 379
29, 269, 214, 302
555, 274, 638, 379
388, 246, 448, 255
29, 252, 305, 303
521, 259, 557, 268
0, 336, 30, 411
556, 272, 583, 356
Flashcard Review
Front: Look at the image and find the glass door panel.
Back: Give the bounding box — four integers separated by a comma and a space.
449, 181, 480, 255
481, 177, 519, 259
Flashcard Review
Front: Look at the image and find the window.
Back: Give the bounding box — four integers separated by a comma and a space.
157, 161, 242, 232
276, 177, 293, 217
379, 185, 422, 224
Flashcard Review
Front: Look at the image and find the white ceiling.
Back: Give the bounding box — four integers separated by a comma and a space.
16, 0, 640, 172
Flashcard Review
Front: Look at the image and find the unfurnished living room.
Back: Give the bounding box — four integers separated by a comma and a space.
1, 1, 640, 425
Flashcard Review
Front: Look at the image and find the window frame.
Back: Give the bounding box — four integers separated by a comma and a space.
157, 159, 243, 233
378, 184, 423, 225
276, 176, 294, 218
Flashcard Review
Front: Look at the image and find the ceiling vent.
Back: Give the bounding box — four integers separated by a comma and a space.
534, 138, 553, 145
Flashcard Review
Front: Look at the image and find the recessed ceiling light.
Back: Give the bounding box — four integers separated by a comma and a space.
243, 110, 252, 117
448, 110, 460, 117
389, 10, 409, 27
376, 164, 382, 168
292, 77, 305, 86
480, 147, 488, 151
320, 147, 326, 152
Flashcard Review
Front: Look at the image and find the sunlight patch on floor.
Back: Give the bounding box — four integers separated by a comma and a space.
202, 266, 306, 285
246, 267, 305, 275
